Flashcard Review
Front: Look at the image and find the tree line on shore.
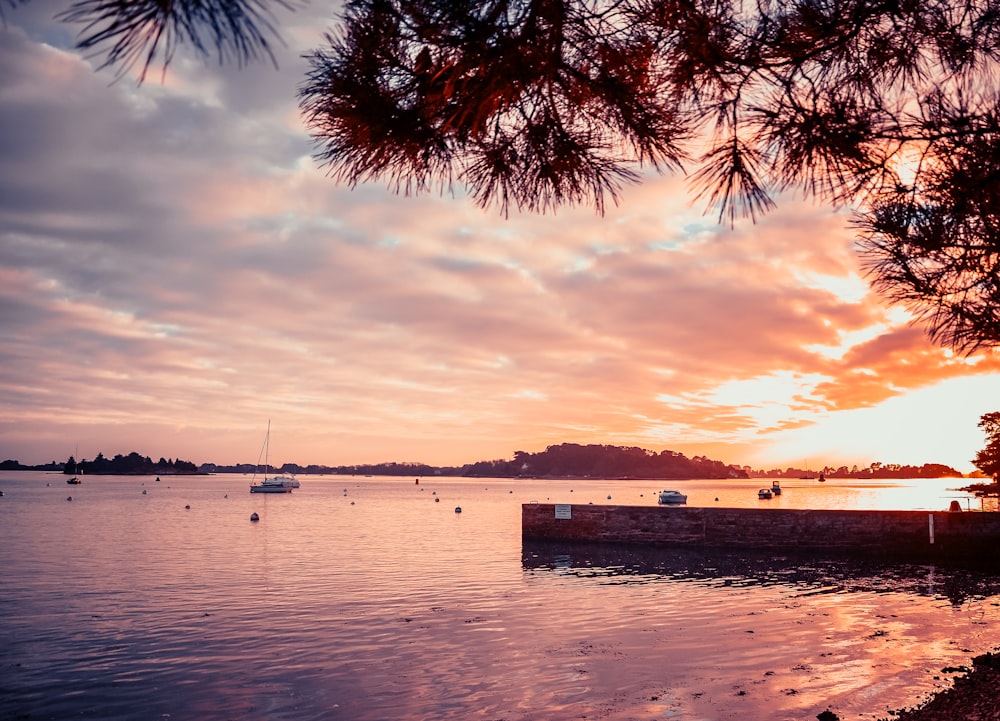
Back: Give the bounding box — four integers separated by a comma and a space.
0, 442, 972, 480
0, 452, 198, 475
751, 462, 965, 480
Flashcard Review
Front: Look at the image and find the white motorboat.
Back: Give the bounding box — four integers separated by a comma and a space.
274, 475, 299, 488
658, 489, 687, 505
758, 488, 773, 499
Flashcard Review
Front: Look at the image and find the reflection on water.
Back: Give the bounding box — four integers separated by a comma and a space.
522, 539, 1000, 606
1, 471, 999, 721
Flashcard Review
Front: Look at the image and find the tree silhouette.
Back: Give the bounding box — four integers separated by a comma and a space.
10, 0, 1000, 351
974, 411, 1000, 483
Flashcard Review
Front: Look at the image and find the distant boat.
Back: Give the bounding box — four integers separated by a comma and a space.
67, 447, 82, 484
252, 473, 299, 492
818, 473, 826, 482
658, 490, 687, 505
771, 481, 782, 495
758, 488, 773, 499
249, 421, 294, 494
251, 477, 295, 493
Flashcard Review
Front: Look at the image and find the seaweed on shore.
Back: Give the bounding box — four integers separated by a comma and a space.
879, 650, 1000, 721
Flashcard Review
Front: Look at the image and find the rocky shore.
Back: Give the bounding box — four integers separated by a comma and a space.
877, 651, 1000, 721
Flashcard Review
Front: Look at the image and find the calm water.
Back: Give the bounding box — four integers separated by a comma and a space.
2, 471, 999, 721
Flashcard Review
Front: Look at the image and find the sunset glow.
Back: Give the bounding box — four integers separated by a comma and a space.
2, 4, 999, 473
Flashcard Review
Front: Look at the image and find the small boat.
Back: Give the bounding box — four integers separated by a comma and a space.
658, 489, 688, 505
67, 460, 82, 484
250, 477, 294, 494
758, 488, 773, 499
249, 421, 294, 494
818, 473, 826, 482
66, 448, 83, 484
770, 481, 782, 495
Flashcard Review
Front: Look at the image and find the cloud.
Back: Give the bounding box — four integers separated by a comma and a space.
1, 5, 998, 471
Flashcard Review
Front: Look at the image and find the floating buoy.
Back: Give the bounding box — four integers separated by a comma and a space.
350, 501, 355, 505
415, 478, 419, 484
250, 512, 259, 521
185, 504, 191, 510
66, 496, 72, 501
455, 507, 462, 513
435, 497, 440, 502
142, 489, 147, 495
224, 494, 228, 498
607, 494, 612, 499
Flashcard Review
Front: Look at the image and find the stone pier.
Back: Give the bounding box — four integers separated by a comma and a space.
522, 503, 1000, 559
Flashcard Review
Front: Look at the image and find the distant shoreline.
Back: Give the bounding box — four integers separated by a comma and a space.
0, 439, 981, 483
0, 467, 979, 484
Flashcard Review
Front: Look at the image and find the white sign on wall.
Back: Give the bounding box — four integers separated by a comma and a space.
554, 504, 572, 519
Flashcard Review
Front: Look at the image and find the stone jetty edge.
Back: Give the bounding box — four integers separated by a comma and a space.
522, 503, 1000, 558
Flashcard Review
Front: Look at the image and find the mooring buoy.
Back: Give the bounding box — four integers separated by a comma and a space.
455, 507, 462, 513
250, 512, 259, 521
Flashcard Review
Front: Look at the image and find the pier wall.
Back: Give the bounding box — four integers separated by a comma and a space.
522, 504, 1000, 558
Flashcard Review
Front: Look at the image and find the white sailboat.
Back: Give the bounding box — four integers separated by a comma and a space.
249, 421, 295, 494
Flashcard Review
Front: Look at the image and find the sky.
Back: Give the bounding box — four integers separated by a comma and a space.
2, 2, 1000, 474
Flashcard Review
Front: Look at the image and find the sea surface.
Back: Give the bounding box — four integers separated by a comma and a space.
2, 471, 999, 721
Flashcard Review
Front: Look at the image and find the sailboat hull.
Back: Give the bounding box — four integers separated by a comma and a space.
250, 483, 292, 493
